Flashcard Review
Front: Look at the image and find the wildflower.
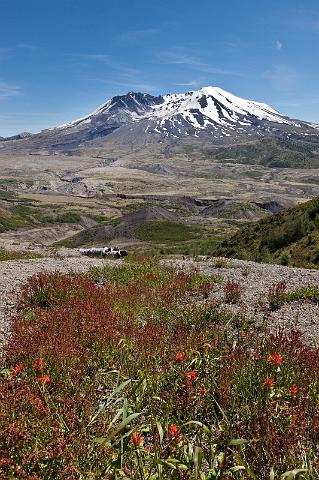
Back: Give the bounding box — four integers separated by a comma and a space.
10, 364, 23, 376
187, 370, 197, 379
184, 379, 192, 387
168, 425, 178, 438
267, 353, 283, 366
175, 352, 185, 361
264, 376, 275, 388
289, 385, 298, 394
197, 386, 208, 396
168, 424, 183, 442
37, 375, 50, 384
131, 432, 143, 447
123, 466, 131, 476
33, 359, 45, 371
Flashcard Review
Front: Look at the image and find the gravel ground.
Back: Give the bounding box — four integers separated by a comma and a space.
165, 258, 319, 345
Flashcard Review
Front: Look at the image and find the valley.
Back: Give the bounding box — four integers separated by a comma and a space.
0, 144, 318, 254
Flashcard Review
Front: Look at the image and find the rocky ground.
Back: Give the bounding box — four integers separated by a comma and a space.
166, 257, 319, 345
1, 253, 319, 353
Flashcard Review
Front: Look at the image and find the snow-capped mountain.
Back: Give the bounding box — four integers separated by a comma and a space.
1, 86, 319, 152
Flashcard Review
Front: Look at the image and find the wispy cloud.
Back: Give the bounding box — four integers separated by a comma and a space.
66, 53, 110, 63
0, 81, 22, 99
0, 44, 39, 63
113, 81, 158, 92
116, 28, 159, 43
16, 43, 38, 51
275, 40, 283, 50
263, 65, 300, 91
174, 79, 207, 89
86, 76, 158, 93
286, 9, 319, 33
159, 52, 244, 77
0, 47, 12, 60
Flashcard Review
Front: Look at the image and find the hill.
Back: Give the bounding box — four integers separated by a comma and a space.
217, 195, 319, 267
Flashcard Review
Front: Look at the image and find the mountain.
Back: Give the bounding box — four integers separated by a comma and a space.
216, 195, 319, 268
1, 86, 319, 154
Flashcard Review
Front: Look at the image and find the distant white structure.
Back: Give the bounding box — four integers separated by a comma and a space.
79, 246, 128, 258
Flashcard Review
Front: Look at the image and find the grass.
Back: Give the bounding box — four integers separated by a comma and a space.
0, 248, 43, 261
1, 257, 319, 478
137, 220, 204, 243
146, 236, 224, 257
0, 202, 83, 233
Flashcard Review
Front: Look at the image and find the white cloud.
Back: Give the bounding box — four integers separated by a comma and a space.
174, 79, 207, 88
0, 81, 22, 99
275, 40, 283, 50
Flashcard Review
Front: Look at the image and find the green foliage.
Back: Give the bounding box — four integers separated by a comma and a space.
216, 196, 319, 268
137, 220, 203, 243
0, 248, 43, 261
209, 138, 319, 169
0, 202, 82, 233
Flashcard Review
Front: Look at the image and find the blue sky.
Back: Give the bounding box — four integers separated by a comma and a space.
1, 0, 319, 136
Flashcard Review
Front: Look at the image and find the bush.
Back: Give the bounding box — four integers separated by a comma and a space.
223, 280, 244, 303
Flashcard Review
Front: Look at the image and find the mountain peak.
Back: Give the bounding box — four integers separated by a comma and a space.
1, 85, 319, 152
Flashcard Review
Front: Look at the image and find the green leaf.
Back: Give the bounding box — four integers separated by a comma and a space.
228, 466, 246, 473
116, 412, 142, 434
183, 420, 212, 437
228, 439, 249, 446
156, 421, 164, 445
281, 469, 308, 479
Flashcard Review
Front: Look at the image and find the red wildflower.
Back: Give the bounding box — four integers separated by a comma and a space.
37, 375, 50, 384
131, 432, 143, 447
264, 376, 275, 388
289, 385, 298, 394
267, 353, 283, 366
187, 370, 197, 379
123, 466, 131, 476
33, 359, 45, 371
175, 352, 185, 361
168, 425, 178, 438
184, 379, 192, 387
197, 386, 208, 396
168, 424, 183, 442
10, 364, 23, 376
